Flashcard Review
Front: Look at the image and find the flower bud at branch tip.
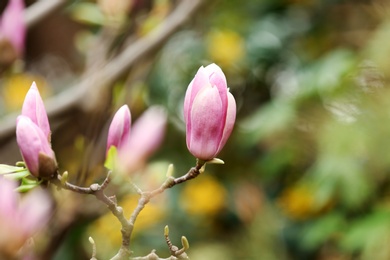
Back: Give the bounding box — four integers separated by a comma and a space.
116, 106, 167, 174
106, 105, 131, 155
89, 237, 95, 244
16, 116, 56, 178
181, 236, 190, 250
0, 0, 26, 57
164, 225, 169, 237
61, 171, 68, 185
21, 82, 51, 140
15, 161, 25, 167
184, 63, 236, 160
166, 164, 174, 177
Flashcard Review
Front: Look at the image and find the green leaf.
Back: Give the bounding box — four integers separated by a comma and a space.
341, 209, 390, 253
4, 170, 30, 180
104, 146, 117, 171
15, 177, 42, 193
239, 100, 296, 144
70, 3, 105, 26
301, 212, 344, 250
16, 183, 39, 193
0, 164, 25, 174
21, 177, 39, 185
310, 156, 373, 209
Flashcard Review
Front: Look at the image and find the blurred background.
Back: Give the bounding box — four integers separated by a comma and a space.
2, 0, 390, 259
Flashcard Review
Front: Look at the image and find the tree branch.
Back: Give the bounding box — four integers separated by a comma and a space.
51, 159, 204, 260
25, 0, 67, 28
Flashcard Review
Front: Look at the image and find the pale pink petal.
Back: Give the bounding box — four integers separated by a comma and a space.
21, 82, 51, 139
188, 86, 224, 160
106, 105, 131, 154
0, 177, 18, 220
0, 0, 26, 55
216, 91, 236, 154
16, 116, 54, 177
183, 66, 209, 123
18, 187, 51, 237
204, 63, 228, 130
118, 106, 167, 173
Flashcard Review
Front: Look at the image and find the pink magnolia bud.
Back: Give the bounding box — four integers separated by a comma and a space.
0, 0, 26, 55
21, 82, 51, 140
0, 177, 51, 256
184, 63, 236, 160
106, 105, 131, 154
16, 116, 57, 178
117, 106, 167, 174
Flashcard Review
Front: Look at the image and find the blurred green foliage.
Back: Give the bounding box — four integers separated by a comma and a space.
142, 0, 390, 259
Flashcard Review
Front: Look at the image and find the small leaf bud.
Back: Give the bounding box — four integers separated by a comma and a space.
181, 236, 190, 250
164, 225, 169, 237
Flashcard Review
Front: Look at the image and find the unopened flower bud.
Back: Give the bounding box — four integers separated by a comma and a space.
117, 106, 167, 174
0, 178, 51, 256
0, 0, 26, 57
164, 225, 169, 237
184, 63, 236, 160
106, 105, 131, 155
21, 82, 51, 140
16, 116, 57, 178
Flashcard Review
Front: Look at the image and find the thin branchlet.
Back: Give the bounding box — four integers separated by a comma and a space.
50, 159, 204, 260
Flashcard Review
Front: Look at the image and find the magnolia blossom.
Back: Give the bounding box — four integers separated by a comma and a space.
115, 106, 167, 174
21, 82, 51, 140
0, 177, 51, 257
106, 105, 131, 154
17, 83, 56, 178
0, 0, 26, 55
16, 116, 56, 178
184, 63, 236, 160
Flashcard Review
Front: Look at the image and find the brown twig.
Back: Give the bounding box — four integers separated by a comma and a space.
51, 159, 204, 260
127, 160, 204, 260
25, 0, 67, 28
52, 171, 132, 260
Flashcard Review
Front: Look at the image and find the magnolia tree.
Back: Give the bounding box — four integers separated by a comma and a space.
0, 63, 236, 259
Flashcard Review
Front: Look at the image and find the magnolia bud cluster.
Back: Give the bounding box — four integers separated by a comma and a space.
16, 64, 236, 178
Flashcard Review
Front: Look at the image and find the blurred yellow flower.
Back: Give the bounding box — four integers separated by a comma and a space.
278, 183, 332, 220
207, 29, 245, 69
2, 74, 48, 111
180, 174, 227, 216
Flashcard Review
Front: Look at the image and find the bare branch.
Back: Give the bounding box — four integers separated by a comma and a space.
25, 0, 67, 28
50, 159, 204, 260
51, 171, 132, 260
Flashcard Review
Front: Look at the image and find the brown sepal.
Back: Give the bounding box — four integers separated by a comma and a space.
38, 152, 58, 180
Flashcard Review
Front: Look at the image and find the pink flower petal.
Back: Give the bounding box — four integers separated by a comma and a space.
106, 105, 131, 154
16, 116, 54, 177
21, 82, 51, 139
188, 86, 224, 160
